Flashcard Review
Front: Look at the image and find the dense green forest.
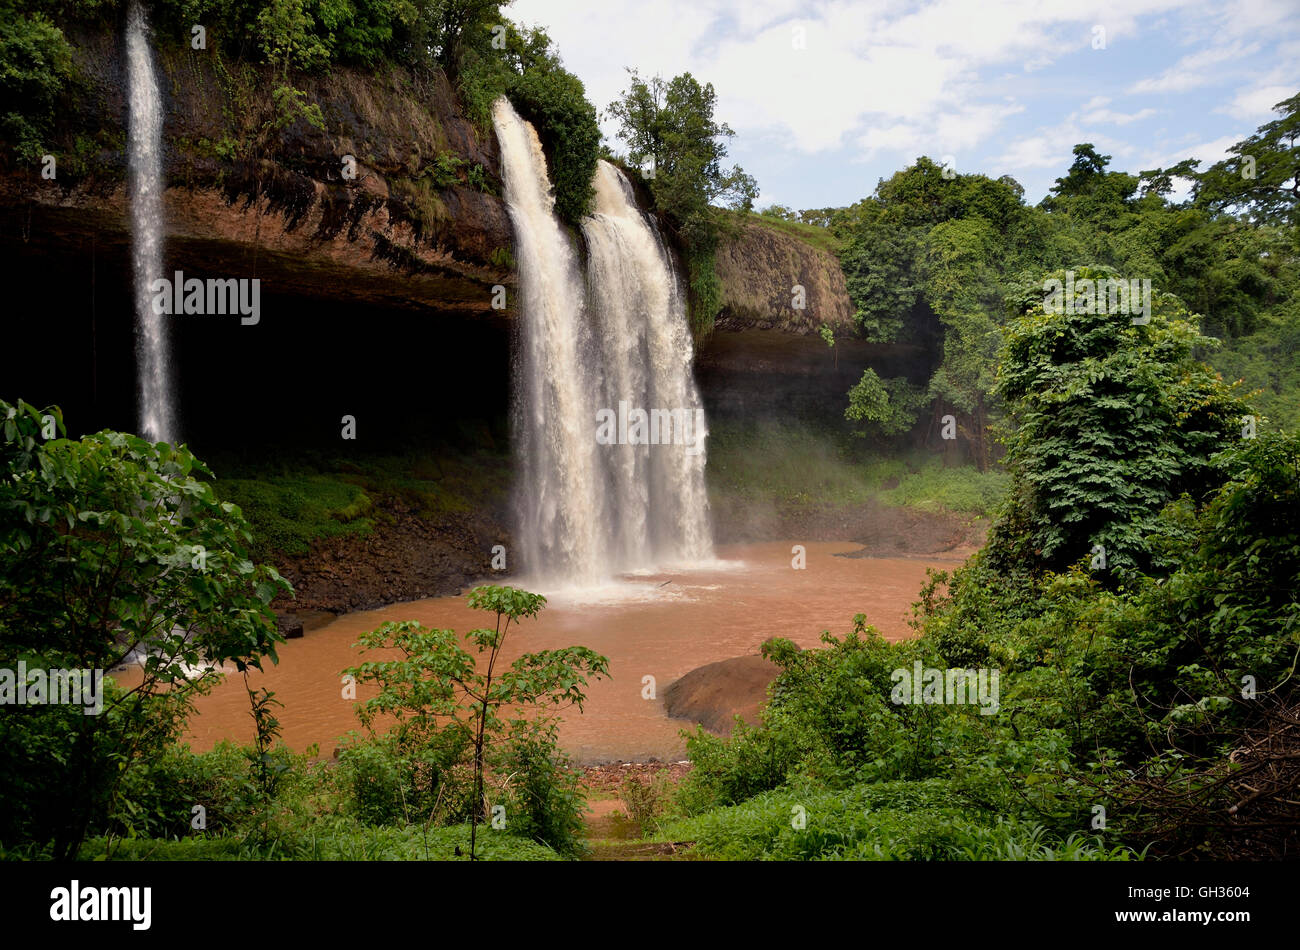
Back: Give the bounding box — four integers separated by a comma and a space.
766, 100, 1300, 463
1, 0, 1298, 863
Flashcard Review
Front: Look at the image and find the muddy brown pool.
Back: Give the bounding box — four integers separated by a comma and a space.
119, 541, 969, 764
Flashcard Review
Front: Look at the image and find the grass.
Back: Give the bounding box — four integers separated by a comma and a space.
654, 780, 1140, 861
80, 823, 562, 861
345, 449, 510, 518
209, 446, 510, 562
742, 212, 845, 256
878, 461, 1011, 515
70, 740, 567, 862
55, 750, 1134, 862
706, 420, 1009, 517
213, 475, 373, 561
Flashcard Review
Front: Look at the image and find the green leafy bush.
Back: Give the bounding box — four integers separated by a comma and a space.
509, 66, 598, 224
113, 741, 261, 840
662, 780, 1136, 861
342, 586, 608, 857
991, 266, 1252, 578
493, 725, 586, 855
79, 820, 563, 861
0, 398, 289, 858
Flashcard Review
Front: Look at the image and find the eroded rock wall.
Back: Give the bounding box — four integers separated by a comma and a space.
714, 219, 854, 334
1, 28, 515, 317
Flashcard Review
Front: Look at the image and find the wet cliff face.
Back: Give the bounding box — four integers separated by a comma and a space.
696, 327, 933, 424
700, 220, 933, 424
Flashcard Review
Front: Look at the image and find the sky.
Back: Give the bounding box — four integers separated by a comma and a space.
507, 0, 1300, 211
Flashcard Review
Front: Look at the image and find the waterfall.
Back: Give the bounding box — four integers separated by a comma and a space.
583, 161, 712, 568
492, 98, 713, 585
126, 0, 174, 443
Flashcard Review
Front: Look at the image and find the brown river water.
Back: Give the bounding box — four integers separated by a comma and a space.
116, 541, 968, 764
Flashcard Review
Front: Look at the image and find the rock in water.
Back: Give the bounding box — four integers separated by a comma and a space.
663, 654, 783, 735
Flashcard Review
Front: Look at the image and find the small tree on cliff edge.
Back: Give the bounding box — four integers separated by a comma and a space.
608, 69, 758, 237
607, 69, 759, 336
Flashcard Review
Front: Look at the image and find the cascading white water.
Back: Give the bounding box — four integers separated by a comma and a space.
126, 0, 174, 443
492, 98, 713, 585
583, 160, 712, 568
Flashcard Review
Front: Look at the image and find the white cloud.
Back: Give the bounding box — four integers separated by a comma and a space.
1073, 91, 1159, 125
1133, 132, 1247, 185
729, 0, 806, 35
1129, 42, 1260, 94
515, 0, 1189, 162
853, 102, 1024, 161
1179, 133, 1246, 167
1152, 132, 1245, 202
988, 135, 1073, 173
1200, 0, 1300, 41
506, 0, 1293, 205
1079, 105, 1157, 125
988, 120, 1131, 177
1214, 84, 1296, 120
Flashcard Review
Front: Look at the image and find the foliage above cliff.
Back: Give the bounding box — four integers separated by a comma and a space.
0, 0, 76, 160
476, 23, 598, 224
747, 208, 844, 255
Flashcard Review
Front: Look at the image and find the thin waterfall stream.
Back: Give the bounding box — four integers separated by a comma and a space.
126, 0, 174, 442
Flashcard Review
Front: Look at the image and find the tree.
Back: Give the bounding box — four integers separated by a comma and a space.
989, 268, 1252, 578
1040, 144, 1140, 241
799, 207, 836, 228
921, 219, 1005, 469
838, 207, 927, 343
759, 204, 798, 222
257, 0, 331, 74
342, 585, 608, 858
835, 161, 1042, 458
509, 54, 599, 223
1196, 91, 1300, 228
0, 399, 290, 857
608, 69, 758, 335
1137, 158, 1201, 200
608, 69, 758, 224
1047, 143, 1111, 199
874, 156, 965, 228
1084, 433, 1300, 858
376, 0, 504, 68
845, 369, 926, 438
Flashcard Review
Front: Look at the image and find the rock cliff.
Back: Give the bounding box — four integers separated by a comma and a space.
714, 218, 855, 334
1, 28, 514, 318
2, 28, 862, 334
